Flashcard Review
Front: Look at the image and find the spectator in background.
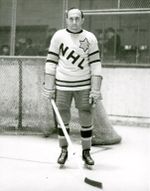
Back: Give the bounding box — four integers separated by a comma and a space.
23, 38, 38, 56
97, 30, 105, 51
96, 29, 106, 61
37, 28, 57, 56
15, 38, 26, 55
15, 38, 38, 56
0, 45, 10, 55
104, 27, 121, 60
45, 28, 56, 49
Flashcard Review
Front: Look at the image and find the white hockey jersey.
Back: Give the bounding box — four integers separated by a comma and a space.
45, 29, 101, 91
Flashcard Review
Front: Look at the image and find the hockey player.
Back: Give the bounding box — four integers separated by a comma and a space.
43, 8, 102, 166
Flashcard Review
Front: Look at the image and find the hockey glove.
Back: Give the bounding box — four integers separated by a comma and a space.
89, 90, 102, 105
42, 86, 55, 99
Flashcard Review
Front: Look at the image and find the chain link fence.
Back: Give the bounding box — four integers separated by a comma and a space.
0, 59, 19, 130
0, 56, 84, 137
0, 57, 56, 134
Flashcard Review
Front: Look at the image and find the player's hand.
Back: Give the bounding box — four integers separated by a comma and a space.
89, 90, 102, 107
42, 87, 55, 99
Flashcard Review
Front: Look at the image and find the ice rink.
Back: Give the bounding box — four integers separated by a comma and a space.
0, 125, 149, 191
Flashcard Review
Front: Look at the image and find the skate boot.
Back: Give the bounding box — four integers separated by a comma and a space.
82, 149, 94, 168
57, 147, 68, 167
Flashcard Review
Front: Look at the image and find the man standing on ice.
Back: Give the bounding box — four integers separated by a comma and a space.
43, 8, 102, 166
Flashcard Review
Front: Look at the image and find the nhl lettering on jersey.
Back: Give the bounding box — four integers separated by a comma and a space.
60, 43, 85, 69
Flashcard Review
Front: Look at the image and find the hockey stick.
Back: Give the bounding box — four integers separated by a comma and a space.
51, 99, 103, 189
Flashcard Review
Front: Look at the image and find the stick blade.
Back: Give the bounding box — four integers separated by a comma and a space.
84, 177, 103, 189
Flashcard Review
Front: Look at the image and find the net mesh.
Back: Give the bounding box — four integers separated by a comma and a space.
120, 0, 150, 9
78, 0, 150, 9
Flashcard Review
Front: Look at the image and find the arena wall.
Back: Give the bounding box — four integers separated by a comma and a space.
102, 67, 150, 118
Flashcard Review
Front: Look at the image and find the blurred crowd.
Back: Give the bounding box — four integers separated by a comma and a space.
0, 27, 122, 59
96, 27, 121, 60
0, 28, 56, 56
0, 38, 40, 56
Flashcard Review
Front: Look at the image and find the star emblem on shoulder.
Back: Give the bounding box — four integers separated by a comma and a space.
79, 38, 89, 52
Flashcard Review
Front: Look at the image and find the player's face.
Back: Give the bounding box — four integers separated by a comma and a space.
66, 9, 84, 33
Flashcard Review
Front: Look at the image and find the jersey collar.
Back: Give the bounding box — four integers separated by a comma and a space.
66, 28, 83, 34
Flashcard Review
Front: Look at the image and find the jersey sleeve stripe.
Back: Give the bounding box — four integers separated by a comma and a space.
89, 50, 99, 57
89, 59, 101, 65
46, 59, 58, 64
48, 51, 59, 57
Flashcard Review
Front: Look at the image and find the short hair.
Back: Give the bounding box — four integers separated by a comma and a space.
65, 7, 84, 19
106, 27, 115, 33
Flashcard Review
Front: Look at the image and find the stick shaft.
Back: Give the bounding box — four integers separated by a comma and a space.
51, 99, 73, 148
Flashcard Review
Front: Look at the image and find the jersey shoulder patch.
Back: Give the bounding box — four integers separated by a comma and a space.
79, 38, 90, 52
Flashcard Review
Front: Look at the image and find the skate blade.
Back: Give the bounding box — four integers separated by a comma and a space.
84, 163, 94, 170
58, 163, 65, 169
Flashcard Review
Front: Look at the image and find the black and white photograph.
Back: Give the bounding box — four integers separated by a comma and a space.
0, 0, 150, 190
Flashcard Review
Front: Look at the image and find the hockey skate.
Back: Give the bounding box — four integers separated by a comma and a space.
82, 149, 94, 169
57, 147, 68, 168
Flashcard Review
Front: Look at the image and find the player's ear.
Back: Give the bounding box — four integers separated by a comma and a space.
81, 17, 85, 24
65, 10, 68, 18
